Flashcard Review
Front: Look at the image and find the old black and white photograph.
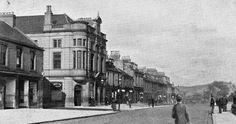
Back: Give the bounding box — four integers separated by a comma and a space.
1, 0, 236, 124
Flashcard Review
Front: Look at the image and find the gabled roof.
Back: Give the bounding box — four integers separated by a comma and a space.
0, 21, 43, 50
15, 14, 74, 34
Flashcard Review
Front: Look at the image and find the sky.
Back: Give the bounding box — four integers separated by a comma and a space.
1, 0, 236, 86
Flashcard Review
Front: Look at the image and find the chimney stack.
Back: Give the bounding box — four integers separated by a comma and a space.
0, 12, 16, 27
44, 5, 53, 31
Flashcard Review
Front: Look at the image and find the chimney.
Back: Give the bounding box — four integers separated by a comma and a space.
0, 12, 16, 27
110, 51, 120, 60
44, 5, 53, 31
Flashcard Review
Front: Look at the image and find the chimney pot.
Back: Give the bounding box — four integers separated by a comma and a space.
47, 5, 52, 13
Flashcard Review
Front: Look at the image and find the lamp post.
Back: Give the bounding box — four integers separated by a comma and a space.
101, 79, 104, 104
118, 78, 122, 111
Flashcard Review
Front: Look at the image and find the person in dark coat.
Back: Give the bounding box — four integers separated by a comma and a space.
210, 95, 215, 114
217, 97, 223, 113
151, 97, 155, 108
172, 95, 190, 124
222, 96, 228, 112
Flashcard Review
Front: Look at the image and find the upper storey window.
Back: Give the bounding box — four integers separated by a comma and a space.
0, 44, 7, 66
16, 47, 23, 68
77, 38, 82, 46
30, 51, 36, 70
53, 39, 62, 48
53, 52, 61, 69
73, 38, 86, 47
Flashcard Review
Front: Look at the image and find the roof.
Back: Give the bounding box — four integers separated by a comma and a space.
15, 14, 73, 34
0, 21, 43, 50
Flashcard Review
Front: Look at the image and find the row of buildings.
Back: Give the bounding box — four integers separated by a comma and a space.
0, 6, 175, 109
106, 51, 175, 104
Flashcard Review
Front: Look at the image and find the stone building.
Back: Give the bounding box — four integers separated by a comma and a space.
0, 13, 44, 109
109, 51, 144, 103
105, 59, 133, 104
15, 6, 107, 107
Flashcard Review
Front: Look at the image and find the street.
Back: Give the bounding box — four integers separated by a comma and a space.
42, 104, 212, 124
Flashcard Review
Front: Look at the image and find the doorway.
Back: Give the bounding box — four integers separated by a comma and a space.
0, 80, 5, 109
74, 85, 82, 106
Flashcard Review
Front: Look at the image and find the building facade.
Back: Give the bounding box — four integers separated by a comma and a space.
105, 59, 133, 104
0, 13, 44, 109
15, 6, 107, 107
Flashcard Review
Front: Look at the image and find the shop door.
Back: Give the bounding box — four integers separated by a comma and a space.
74, 85, 82, 106
29, 82, 38, 107
0, 80, 5, 109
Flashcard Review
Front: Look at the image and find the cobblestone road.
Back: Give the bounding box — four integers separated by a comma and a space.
43, 104, 212, 124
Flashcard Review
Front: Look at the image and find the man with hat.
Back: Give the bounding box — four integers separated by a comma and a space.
172, 94, 190, 124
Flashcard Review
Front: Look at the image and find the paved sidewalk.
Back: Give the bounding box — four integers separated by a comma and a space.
0, 109, 115, 124
212, 103, 236, 124
70, 103, 150, 111
0, 103, 162, 124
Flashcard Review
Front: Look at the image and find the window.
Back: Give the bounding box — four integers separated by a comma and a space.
0, 44, 7, 66
83, 39, 86, 46
83, 51, 86, 69
77, 38, 82, 46
53, 52, 61, 69
90, 54, 94, 71
73, 51, 76, 69
53, 39, 62, 48
16, 48, 22, 68
100, 57, 103, 72
73, 39, 76, 46
77, 50, 81, 69
30, 51, 36, 70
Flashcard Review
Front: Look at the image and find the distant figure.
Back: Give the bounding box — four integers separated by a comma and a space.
105, 96, 109, 105
111, 98, 117, 111
128, 97, 132, 108
216, 97, 223, 113
151, 97, 155, 108
222, 95, 228, 112
172, 95, 190, 124
210, 95, 215, 114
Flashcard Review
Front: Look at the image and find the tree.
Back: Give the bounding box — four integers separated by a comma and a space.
211, 81, 230, 97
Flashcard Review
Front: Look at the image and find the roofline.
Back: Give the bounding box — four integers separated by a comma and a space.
0, 36, 44, 51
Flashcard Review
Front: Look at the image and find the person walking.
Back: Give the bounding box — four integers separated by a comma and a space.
172, 95, 190, 124
128, 97, 132, 108
151, 97, 155, 108
217, 97, 223, 113
222, 95, 228, 112
210, 95, 215, 114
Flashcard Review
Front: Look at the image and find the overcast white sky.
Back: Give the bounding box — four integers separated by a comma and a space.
1, 0, 236, 86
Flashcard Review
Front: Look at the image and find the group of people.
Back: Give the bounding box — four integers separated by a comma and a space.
210, 95, 228, 114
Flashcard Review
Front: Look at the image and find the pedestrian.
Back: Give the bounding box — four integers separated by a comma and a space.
210, 95, 215, 114
105, 96, 109, 105
111, 98, 117, 111
217, 97, 223, 113
151, 97, 155, 108
172, 94, 190, 124
128, 97, 132, 108
222, 95, 228, 112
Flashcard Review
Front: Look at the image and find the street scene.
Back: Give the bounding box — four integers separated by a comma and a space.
1, 0, 236, 124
